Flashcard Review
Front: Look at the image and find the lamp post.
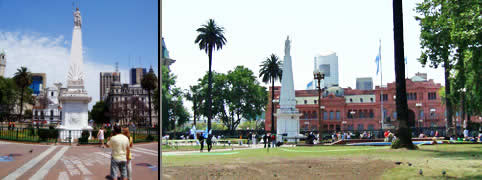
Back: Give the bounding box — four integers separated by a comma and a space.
416, 103, 422, 133
350, 111, 356, 131
313, 69, 325, 136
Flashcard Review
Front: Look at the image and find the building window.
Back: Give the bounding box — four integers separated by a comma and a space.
393, 112, 397, 119
380, 94, 388, 101
323, 111, 328, 120
369, 110, 374, 118
368, 124, 374, 130
357, 124, 364, 130
420, 110, 424, 119
370, 98, 374, 102
360, 98, 363, 103
407, 93, 417, 100
304, 100, 307, 104
314, 100, 317, 104
336, 111, 340, 120
428, 92, 436, 100
51, 92, 54, 96
313, 111, 317, 118
329, 111, 334, 120
350, 98, 353, 102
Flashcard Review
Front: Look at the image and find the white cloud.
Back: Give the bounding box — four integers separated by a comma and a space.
0, 31, 129, 110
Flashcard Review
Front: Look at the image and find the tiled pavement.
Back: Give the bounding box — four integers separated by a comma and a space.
0, 140, 159, 180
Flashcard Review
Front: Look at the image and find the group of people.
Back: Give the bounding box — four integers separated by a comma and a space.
198, 132, 214, 152
331, 131, 357, 142
97, 125, 134, 180
7, 121, 16, 130
262, 133, 277, 148
383, 130, 396, 142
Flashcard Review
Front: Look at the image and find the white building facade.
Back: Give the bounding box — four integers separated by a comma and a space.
313, 51, 339, 89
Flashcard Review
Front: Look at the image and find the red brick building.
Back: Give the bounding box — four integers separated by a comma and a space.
265, 76, 449, 132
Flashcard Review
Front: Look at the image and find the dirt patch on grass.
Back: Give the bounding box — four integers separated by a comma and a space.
163, 157, 395, 180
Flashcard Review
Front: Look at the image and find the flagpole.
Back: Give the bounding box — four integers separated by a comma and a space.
380, 39, 384, 130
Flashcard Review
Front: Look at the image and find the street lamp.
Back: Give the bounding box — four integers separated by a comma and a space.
416, 103, 422, 132
313, 69, 325, 136
350, 111, 356, 131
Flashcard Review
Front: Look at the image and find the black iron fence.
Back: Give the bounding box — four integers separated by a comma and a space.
164, 127, 477, 140
0, 126, 159, 144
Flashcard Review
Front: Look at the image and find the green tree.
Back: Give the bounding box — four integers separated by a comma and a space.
259, 54, 283, 133
185, 85, 202, 126
0, 77, 19, 122
141, 67, 158, 127
13, 67, 32, 122
194, 19, 227, 132
194, 66, 267, 131
161, 65, 190, 132
91, 101, 109, 126
392, 0, 415, 149
416, 0, 481, 133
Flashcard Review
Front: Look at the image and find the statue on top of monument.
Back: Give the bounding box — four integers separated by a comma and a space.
285, 36, 290, 56
74, 8, 82, 28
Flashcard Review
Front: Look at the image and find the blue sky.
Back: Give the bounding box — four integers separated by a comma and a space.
0, 0, 158, 69
0, 0, 158, 109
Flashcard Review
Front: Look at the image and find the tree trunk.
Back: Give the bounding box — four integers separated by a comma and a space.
148, 90, 152, 127
207, 47, 213, 132
444, 58, 454, 137
19, 87, 24, 122
193, 97, 197, 126
392, 0, 415, 149
271, 77, 275, 133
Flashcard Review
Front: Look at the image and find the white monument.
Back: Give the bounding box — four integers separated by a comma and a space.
57, 8, 92, 142
275, 36, 302, 142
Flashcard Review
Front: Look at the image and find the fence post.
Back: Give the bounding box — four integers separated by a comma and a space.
16, 128, 19, 141
69, 130, 72, 145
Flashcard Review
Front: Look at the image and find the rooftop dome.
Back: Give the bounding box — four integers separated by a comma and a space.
317, 50, 336, 57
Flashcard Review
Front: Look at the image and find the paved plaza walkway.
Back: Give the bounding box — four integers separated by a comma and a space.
0, 140, 159, 180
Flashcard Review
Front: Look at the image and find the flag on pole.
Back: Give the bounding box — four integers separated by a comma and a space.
375, 41, 381, 75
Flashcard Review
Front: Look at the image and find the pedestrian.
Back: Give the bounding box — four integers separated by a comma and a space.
247, 132, 252, 147
98, 127, 105, 148
252, 133, 256, 145
434, 130, 439, 137
207, 133, 213, 152
463, 129, 469, 140
263, 134, 268, 148
430, 130, 434, 137
122, 127, 134, 180
271, 133, 276, 148
199, 133, 205, 152
106, 126, 130, 180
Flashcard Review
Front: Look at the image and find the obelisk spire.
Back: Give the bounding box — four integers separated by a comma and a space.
67, 7, 84, 86
279, 36, 297, 112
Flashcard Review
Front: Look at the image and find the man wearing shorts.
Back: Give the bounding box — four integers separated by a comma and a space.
106, 126, 130, 180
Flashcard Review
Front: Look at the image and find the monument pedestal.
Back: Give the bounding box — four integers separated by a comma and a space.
275, 110, 302, 142
57, 80, 92, 142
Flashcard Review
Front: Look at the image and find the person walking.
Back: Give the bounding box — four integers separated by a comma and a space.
199, 133, 205, 152
263, 134, 268, 148
247, 132, 252, 147
270, 133, 276, 148
122, 127, 134, 180
98, 127, 105, 148
207, 134, 213, 152
106, 126, 130, 180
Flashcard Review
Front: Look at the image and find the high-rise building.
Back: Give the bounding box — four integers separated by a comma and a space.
313, 51, 339, 89
0, 50, 6, 77
100, 72, 121, 101
356, 77, 373, 90
30, 73, 47, 96
130, 67, 146, 85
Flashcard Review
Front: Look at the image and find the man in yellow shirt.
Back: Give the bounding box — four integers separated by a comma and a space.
106, 126, 130, 180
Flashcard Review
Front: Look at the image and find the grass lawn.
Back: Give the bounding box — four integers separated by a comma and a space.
162, 144, 482, 180
162, 145, 242, 152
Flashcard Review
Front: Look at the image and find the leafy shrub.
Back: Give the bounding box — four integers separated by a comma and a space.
38, 129, 51, 141
78, 130, 90, 144
146, 134, 154, 141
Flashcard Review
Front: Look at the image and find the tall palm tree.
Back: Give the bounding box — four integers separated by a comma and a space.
194, 19, 227, 132
13, 66, 32, 122
259, 54, 283, 133
392, 0, 414, 149
141, 67, 158, 127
